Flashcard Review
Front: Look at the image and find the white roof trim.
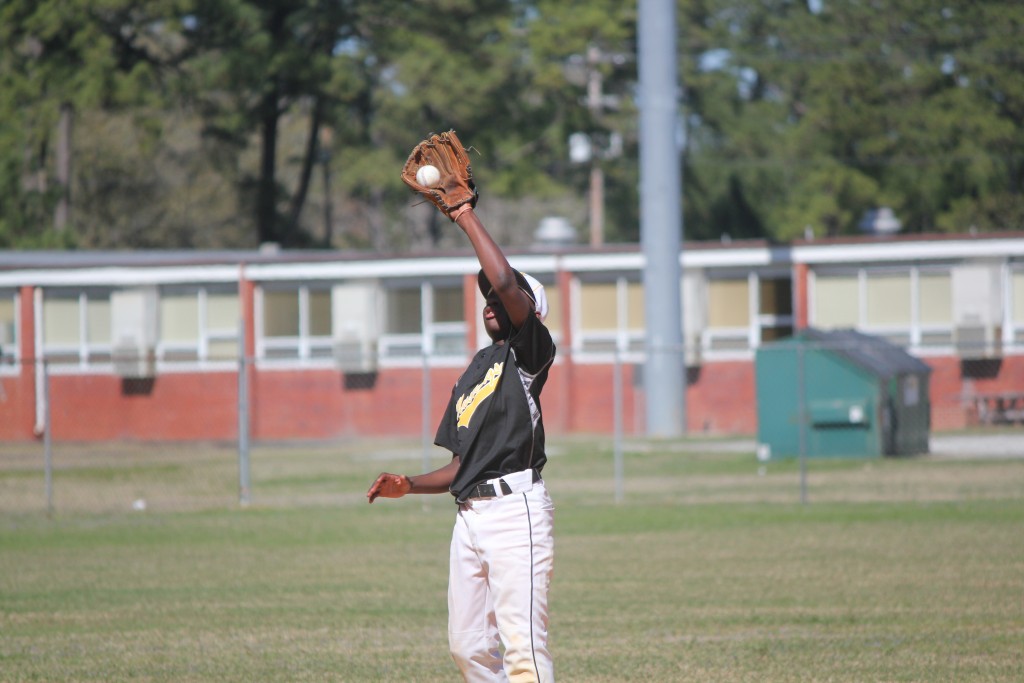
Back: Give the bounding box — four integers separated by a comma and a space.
0, 265, 241, 288
1, 236, 1022, 288
793, 238, 1024, 264
243, 254, 565, 281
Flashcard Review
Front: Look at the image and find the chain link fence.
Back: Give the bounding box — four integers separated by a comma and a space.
2, 341, 1022, 517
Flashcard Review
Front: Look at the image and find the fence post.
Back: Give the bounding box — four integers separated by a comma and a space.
420, 285, 435, 480
43, 359, 53, 517
237, 323, 251, 506
613, 345, 624, 504
421, 350, 432, 476
797, 340, 808, 505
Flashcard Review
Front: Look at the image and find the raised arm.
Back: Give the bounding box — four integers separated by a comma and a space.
453, 207, 534, 329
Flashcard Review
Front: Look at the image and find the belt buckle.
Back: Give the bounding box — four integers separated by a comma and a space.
475, 482, 497, 498
470, 474, 524, 500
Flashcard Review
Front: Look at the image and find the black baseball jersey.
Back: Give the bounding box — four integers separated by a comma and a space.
435, 313, 556, 501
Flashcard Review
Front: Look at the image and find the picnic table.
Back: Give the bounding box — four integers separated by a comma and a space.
965, 392, 1024, 425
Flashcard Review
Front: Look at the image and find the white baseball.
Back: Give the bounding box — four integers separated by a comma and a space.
416, 164, 441, 188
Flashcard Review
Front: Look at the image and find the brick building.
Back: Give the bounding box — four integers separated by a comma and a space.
1, 231, 1023, 442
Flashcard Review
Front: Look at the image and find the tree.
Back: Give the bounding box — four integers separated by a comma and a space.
0, 0, 191, 247
2, 0, 1020, 251
180, 0, 363, 247
682, 0, 1024, 239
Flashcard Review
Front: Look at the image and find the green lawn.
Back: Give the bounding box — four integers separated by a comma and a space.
1, 438, 1022, 682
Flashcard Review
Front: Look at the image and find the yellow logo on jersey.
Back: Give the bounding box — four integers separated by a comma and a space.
455, 361, 504, 429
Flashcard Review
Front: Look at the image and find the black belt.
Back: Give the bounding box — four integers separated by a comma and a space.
465, 469, 541, 500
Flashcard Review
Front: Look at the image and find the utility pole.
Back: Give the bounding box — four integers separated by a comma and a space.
318, 126, 335, 247
567, 46, 626, 248
55, 103, 73, 232
639, 0, 686, 437
586, 45, 605, 248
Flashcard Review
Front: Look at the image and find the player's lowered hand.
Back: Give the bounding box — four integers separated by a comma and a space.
367, 472, 411, 503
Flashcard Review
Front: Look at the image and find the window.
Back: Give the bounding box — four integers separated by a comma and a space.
386, 287, 421, 334
1012, 268, 1024, 345
575, 276, 645, 356
758, 277, 793, 343
309, 289, 332, 337
263, 290, 299, 338
706, 277, 750, 351
542, 282, 562, 336
42, 289, 113, 368
918, 270, 952, 347
382, 281, 468, 361
258, 284, 332, 361
0, 290, 16, 368
205, 291, 240, 360
160, 288, 200, 361
703, 273, 793, 352
430, 285, 467, 357
813, 266, 956, 351
159, 286, 239, 363
813, 272, 859, 328
865, 271, 911, 345
382, 285, 423, 358
434, 286, 463, 323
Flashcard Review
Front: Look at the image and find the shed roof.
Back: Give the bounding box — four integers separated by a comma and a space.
798, 328, 932, 379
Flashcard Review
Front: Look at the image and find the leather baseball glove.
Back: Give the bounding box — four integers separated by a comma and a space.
401, 130, 479, 220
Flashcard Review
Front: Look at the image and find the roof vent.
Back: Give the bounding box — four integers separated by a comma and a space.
858, 207, 902, 235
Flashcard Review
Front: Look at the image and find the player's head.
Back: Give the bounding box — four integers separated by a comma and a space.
477, 269, 548, 339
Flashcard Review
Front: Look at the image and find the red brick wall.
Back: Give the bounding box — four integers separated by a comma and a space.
925, 355, 1024, 430
46, 372, 239, 441
687, 361, 758, 434
6, 354, 1021, 443
0, 287, 38, 440
249, 366, 463, 440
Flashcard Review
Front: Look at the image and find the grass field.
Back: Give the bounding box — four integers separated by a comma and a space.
2, 437, 1023, 682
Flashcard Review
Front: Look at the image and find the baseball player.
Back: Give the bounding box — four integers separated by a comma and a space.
367, 132, 557, 682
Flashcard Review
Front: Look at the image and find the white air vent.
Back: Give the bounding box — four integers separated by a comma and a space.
332, 281, 379, 373
333, 336, 378, 373
951, 264, 1003, 358
953, 321, 1002, 359
112, 347, 157, 378
111, 287, 159, 377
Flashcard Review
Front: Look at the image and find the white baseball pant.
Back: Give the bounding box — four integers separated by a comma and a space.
448, 473, 555, 683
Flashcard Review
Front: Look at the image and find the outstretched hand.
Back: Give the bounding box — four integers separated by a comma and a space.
366, 472, 411, 503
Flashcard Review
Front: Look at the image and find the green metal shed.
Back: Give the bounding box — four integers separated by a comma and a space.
755, 329, 932, 460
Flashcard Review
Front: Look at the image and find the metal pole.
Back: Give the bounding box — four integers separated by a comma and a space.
43, 360, 53, 517
237, 319, 251, 506
797, 340, 808, 505
421, 285, 433, 477
586, 44, 605, 247
639, 0, 685, 437
589, 164, 604, 248
613, 345, 624, 504
321, 154, 334, 246
422, 350, 432, 476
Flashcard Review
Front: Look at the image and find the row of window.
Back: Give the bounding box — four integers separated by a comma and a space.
814, 266, 1024, 347
1, 263, 1022, 372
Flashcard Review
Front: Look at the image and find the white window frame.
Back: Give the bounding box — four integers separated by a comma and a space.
156, 285, 240, 370
0, 289, 19, 374
570, 274, 646, 364
382, 279, 468, 367
810, 264, 959, 356
703, 270, 794, 360
41, 288, 115, 374
255, 283, 334, 368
